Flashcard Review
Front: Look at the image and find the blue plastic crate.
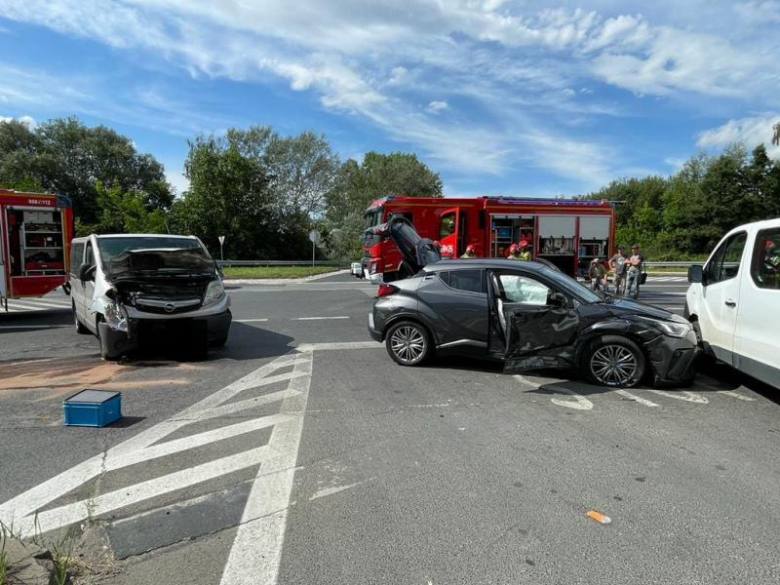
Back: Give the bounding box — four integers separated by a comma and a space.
63, 389, 122, 427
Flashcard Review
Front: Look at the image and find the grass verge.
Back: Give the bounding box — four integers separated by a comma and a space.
221, 265, 341, 280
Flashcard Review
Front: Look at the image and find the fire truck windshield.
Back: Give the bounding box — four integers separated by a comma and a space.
364, 208, 383, 229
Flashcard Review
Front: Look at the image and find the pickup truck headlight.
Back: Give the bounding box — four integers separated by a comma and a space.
203, 279, 226, 306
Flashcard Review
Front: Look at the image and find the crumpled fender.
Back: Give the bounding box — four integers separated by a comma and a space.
571, 317, 661, 365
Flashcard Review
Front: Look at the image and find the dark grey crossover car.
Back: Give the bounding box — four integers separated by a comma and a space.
367, 218, 698, 388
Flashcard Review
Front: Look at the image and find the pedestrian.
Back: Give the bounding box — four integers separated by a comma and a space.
507, 243, 521, 260
461, 244, 477, 258
609, 245, 628, 296
588, 258, 608, 293
625, 244, 645, 299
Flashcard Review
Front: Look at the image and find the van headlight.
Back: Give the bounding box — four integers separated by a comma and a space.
203, 279, 226, 306
104, 301, 128, 333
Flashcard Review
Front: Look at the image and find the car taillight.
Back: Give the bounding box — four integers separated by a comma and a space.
377, 284, 399, 297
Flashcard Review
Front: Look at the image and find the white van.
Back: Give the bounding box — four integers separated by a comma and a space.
685, 219, 780, 388
70, 234, 231, 359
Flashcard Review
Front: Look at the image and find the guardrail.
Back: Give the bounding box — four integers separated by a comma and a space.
644, 261, 697, 267
218, 260, 348, 267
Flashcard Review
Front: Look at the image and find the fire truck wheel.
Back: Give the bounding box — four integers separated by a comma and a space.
73, 302, 89, 334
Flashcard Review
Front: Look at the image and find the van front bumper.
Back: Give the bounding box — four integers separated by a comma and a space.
99, 310, 232, 359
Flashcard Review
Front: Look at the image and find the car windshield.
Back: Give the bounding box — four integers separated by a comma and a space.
540, 265, 602, 303
364, 208, 383, 229
98, 237, 205, 266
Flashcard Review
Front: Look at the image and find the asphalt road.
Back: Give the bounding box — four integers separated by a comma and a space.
1, 273, 778, 585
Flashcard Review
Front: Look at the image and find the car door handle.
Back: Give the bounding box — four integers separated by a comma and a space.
725, 300, 736, 308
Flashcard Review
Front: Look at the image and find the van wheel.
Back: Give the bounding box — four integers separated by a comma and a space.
583, 336, 646, 388
73, 302, 89, 334
385, 321, 432, 366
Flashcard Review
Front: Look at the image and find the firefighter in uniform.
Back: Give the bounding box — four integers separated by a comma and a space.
507, 243, 522, 260
461, 244, 476, 258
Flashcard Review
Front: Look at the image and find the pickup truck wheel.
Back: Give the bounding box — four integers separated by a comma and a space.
385, 321, 432, 366
73, 302, 89, 334
583, 336, 646, 388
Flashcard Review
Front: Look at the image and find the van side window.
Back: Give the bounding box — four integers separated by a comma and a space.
69, 242, 85, 276
751, 228, 780, 290
705, 232, 747, 284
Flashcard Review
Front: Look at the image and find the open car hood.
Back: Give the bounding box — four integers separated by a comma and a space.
106, 248, 217, 280
373, 217, 441, 274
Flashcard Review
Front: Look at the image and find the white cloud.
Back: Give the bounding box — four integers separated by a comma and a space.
734, 1, 780, 24
0, 0, 777, 189
0, 114, 37, 128
697, 114, 780, 159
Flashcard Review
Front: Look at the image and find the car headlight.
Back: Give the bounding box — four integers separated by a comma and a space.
635, 315, 692, 338
203, 279, 226, 306
104, 301, 129, 333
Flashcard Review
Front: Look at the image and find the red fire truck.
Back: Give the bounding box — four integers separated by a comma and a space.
362, 195, 616, 281
0, 189, 74, 310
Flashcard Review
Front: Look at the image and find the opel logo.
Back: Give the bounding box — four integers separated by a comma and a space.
164, 303, 176, 313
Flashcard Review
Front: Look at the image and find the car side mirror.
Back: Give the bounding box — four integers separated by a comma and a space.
688, 264, 704, 285
78, 263, 96, 282
549, 291, 569, 308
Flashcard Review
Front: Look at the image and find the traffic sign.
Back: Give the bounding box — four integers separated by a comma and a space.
308, 230, 321, 244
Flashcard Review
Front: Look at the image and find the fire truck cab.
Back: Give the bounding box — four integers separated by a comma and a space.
0, 189, 74, 310
362, 195, 615, 282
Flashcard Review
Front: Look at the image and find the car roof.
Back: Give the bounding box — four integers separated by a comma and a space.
423, 259, 552, 273
93, 233, 197, 239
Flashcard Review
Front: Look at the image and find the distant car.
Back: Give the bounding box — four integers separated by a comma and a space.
350, 261, 363, 278
70, 234, 232, 360
685, 218, 780, 388
367, 217, 698, 388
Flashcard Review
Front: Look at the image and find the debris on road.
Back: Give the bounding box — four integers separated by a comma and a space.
586, 510, 612, 525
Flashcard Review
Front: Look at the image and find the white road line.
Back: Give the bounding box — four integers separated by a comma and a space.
32, 445, 274, 535
515, 375, 594, 411
5, 303, 46, 311
292, 316, 350, 321
235, 318, 269, 323
7, 299, 69, 309
614, 389, 660, 407
219, 348, 314, 585
717, 390, 755, 402
0, 352, 308, 536
295, 341, 383, 352
0, 325, 68, 330
649, 389, 709, 404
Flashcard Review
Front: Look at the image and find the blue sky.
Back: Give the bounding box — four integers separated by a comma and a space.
1, 0, 779, 197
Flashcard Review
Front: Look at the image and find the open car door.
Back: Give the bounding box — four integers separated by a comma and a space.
488, 271, 580, 372
378, 216, 441, 278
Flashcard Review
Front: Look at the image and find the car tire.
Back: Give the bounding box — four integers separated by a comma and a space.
583, 335, 646, 388
73, 302, 89, 334
385, 320, 432, 366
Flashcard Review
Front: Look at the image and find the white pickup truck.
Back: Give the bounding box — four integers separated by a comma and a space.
685, 218, 780, 388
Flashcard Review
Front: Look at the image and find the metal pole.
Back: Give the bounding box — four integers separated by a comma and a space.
312, 240, 315, 267
220, 242, 224, 262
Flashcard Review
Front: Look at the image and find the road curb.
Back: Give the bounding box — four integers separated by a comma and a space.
225, 269, 350, 285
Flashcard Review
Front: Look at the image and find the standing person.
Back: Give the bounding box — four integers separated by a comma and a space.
588, 258, 608, 292
507, 243, 522, 260
518, 240, 532, 261
625, 244, 645, 299
609, 245, 628, 296
461, 244, 477, 258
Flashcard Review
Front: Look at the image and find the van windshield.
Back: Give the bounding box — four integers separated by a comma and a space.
98, 237, 205, 266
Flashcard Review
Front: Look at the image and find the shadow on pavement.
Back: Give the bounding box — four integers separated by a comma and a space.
0, 309, 71, 333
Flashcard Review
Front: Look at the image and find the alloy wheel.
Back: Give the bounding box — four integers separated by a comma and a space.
389, 325, 426, 364
589, 344, 638, 387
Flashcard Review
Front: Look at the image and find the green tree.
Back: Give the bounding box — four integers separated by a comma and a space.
324, 152, 442, 258
0, 117, 172, 224
90, 181, 167, 235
